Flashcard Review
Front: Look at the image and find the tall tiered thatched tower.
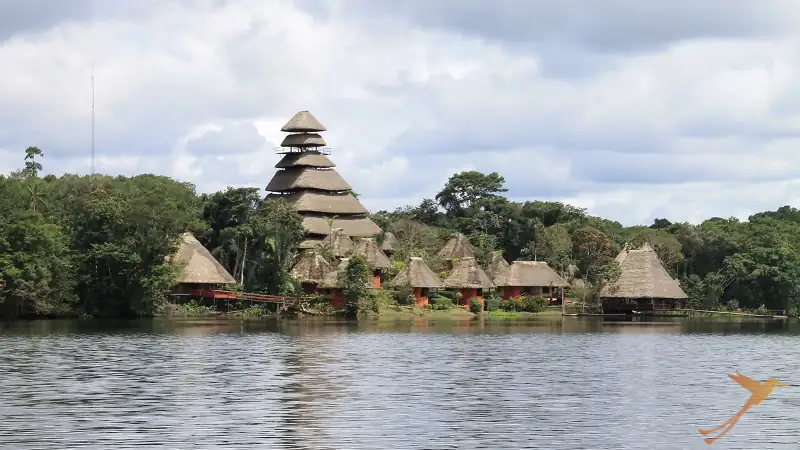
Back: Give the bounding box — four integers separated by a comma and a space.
266, 110, 381, 249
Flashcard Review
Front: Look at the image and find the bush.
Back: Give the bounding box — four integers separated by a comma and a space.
499, 298, 517, 311
431, 296, 454, 310
468, 297, 483, 314
498, 295, 548, 313
484, 296, 501, 312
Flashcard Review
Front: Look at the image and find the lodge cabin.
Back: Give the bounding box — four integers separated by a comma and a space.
493, 260, 569, 303
442, 257, 495, 308
317, 258, 375, 309
437, 233, 475, 269
290, 250, 332, 294
485, 251, 510, 285
389, 257, 445, 307
599, 243, 688, 313
379, 231, 399, 257
350, 238, 393, 288
168, 232, 237, 301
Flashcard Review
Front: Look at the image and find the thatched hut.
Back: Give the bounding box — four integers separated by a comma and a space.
350, 238, 393, 288
290, 250, 331, 293
321, 228, 354, 258
389, 257, 444, 307
318, 258, 375, 309
266, 110, 381, 248
599, 243, 688, 313
168, 232, 236, 300
442, 257, 495, 307
379, 231, 400, 257
437, 233, 475, 262
485, 251, 510, 284
494, 261, 569, 301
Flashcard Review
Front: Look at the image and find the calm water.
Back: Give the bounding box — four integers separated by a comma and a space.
1, 317, 799, 449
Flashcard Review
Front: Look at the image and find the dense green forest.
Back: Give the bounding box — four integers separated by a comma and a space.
1, 148, 799, 318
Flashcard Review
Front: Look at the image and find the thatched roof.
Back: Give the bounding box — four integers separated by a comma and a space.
268, 191, 368, 215
281, 110, 327, 132
351, 238, 393, 270
170, 232, 236, 284
303, 216, 382, 237
495, 261, 569, 288
321, 228, 354, 257
290, 251, 331, 284
379, 231, 399, 253
390, 257, 444, 288
599, 243, 688, 299
318, 258, 374, 289
437, 233, 475, 259
280, 133, 326, 148
443, 257, 495, 289
275, 151, 335, 169
485, 251, 509, 284
266, 167, 352, 192
298, 237, 325, 249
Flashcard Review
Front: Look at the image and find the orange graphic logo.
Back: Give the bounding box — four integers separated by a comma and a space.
697, 370, 789, 445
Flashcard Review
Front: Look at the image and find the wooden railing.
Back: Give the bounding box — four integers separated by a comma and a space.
214, 290, 315, 305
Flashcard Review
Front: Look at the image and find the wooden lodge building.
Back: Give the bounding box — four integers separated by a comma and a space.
379, 232, 399, 257
389, 257, 444, 307
442, 257, 495, 307
169, 232, 237, 300
485, 251, 510, 284
493, 260, 569, 302
266, 110, 381, 250
317, 258, 375, 309
599, 243, 688, 313
290, 250, 332, 294
350, 237, 393, 288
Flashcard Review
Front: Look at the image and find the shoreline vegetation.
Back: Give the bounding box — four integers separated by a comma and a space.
2, 146, 800, 321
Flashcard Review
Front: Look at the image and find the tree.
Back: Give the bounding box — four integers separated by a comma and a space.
22, 146, 44, 178
340, 256, 371, 318
571, 226, 615, 309
530, 224, 573, 275
435, 171, 507, 215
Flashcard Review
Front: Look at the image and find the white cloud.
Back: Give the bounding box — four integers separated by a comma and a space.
1, 0, 800, 226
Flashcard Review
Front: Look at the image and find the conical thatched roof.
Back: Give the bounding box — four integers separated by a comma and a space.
275, 151, 335, 169
437, 233, 475, 259
379, 231, 399, 253
267, 191, 368, 215
390, 257, 444, 288
304, 216, 382, 237
321, 228, 354, 257
443, 257, 495, 289
281, 110, 327, 132
318, 258, 374, 289
291, 251, 331, 284
281, 133, 326, 148
266, 167, 352, 192
599, 243, 688, 299
298, 237, 324, 249
495, 261, 569, 287
485, 251, 509, 284
351, 238, 393, 270
169, 232, 236, 284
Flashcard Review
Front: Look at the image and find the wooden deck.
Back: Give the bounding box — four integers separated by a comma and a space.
171, 289, 315, 305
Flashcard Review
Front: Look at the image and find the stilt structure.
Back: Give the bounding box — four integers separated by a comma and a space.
168, 232, 237, 300
389, 257, 444, 307
599, 243, 688, 313
266, 110, 381, 249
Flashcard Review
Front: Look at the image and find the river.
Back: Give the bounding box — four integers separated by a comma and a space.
1, 317, 798, 449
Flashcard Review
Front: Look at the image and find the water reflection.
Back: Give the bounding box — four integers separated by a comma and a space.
0, 317, 798, 449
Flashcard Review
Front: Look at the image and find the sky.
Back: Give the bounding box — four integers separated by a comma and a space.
2, 0, 800, 226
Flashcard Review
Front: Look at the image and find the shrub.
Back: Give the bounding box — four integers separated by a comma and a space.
431, 296, 454, 310
499, 298, 517, 311
531, 295, 549, 312
484, 296, 501, 312
468, 297, 483, 314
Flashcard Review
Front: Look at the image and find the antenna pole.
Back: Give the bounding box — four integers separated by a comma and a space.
91, 63, 95, 175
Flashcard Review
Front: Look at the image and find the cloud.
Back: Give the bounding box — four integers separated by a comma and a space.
1, 0, 800, 227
